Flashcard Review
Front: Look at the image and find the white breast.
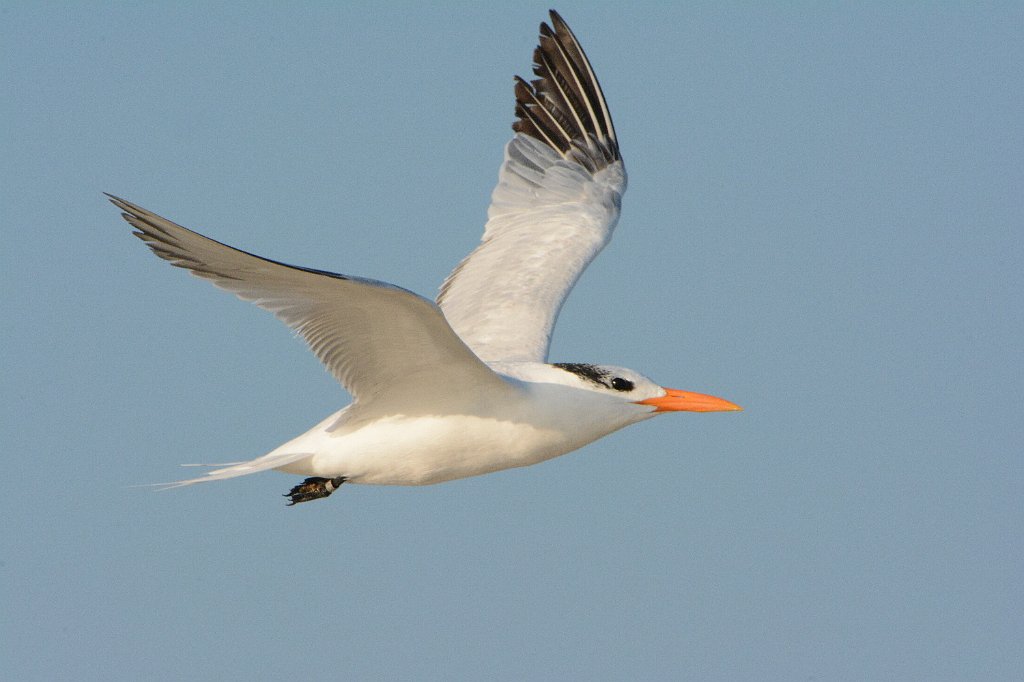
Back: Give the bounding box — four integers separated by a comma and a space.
290, 380, 651, 486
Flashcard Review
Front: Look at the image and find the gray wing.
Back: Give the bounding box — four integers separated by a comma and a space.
110, 195, 510, 410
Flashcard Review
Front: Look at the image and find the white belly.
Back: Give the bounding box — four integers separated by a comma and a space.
295, 414, 590, 485
269, 376, 651, 486
272, 405, 606, 481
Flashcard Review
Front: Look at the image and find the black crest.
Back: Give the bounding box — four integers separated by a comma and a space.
553, 363, 634, 392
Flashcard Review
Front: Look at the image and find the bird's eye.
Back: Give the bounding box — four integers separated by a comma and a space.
610, 377, 634, 392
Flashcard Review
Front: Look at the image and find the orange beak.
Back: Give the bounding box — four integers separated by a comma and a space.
635, 387, 743, 413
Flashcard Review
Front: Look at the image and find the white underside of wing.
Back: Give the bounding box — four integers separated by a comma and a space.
438, 134, 626, 363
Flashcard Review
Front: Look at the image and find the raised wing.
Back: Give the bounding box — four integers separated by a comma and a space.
109, 195, 510, 411
437, 10, 627, 363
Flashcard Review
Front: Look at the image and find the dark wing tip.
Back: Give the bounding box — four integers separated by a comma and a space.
511, 12, 620, 169
109, 194, 351, 282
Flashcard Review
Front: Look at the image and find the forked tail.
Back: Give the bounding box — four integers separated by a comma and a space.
152, 450, 314, 490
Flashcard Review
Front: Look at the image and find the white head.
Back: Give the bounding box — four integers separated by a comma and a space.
547, 362, 743, 415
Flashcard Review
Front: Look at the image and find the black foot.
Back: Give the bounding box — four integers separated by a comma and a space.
284, 476, 346, 506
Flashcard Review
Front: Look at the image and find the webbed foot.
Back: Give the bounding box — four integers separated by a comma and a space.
285, 476, 346, 506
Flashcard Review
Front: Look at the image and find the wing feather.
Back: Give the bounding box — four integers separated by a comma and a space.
109, 195, 509, 409
437, 11, 626, 362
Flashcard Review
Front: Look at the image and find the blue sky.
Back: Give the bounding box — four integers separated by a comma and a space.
2, 2, 1022, 680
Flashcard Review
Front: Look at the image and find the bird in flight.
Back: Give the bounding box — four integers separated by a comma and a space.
110, 10, 741, 505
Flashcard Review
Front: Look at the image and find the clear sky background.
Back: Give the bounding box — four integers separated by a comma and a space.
2, 2, 1022, 680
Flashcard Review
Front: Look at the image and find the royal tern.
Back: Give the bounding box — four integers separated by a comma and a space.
110, 10, 741, 505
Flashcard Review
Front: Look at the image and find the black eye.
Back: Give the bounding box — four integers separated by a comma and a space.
610, 377, 634, 392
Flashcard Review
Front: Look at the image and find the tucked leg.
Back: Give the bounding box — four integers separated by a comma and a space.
284, 476, 346, 505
